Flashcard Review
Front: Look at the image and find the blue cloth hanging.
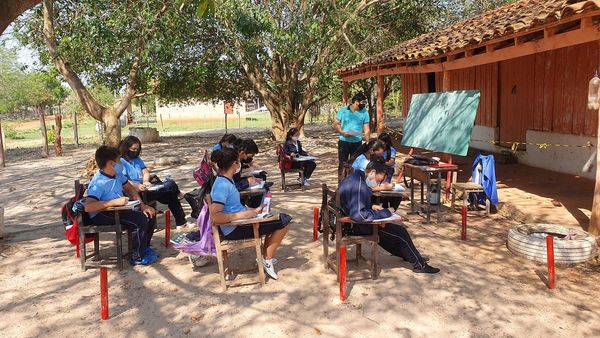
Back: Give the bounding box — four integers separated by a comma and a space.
470, 153, 499, 206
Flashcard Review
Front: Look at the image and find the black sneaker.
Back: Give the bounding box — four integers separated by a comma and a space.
413, 264, 440, 274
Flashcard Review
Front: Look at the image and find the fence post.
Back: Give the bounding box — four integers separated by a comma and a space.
546, 235, 555, 289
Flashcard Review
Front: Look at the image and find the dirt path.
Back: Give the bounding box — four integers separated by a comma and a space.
1, 129, 599, 338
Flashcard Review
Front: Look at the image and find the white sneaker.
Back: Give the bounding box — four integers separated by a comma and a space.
303, 179, 311, 186
189, 255, 211, 267
256, 257, 278, 265
262, 258, 278, 280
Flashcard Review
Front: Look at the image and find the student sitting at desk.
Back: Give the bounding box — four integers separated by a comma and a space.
378, 132, 396, 183
231, 139, 271, 207
85, 146, 158, 266
350, 140, 385, 173
339, 160, 439, 274
283, 127, 316, 186
210, 148, 291, 280
212, 134, 237, 153
119, 136, 193, 229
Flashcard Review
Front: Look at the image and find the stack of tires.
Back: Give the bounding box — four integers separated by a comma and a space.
507, 224, 598, 264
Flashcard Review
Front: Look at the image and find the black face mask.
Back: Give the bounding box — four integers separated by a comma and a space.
358, 103, 366, 110
241, 157, 253, 164
127, 150, 140, 159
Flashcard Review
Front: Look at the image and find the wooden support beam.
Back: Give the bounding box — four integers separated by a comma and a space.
343, 81, 349, 105
442, 68, 451, 91
589, 106, 600, 235
376, 75, 385, 133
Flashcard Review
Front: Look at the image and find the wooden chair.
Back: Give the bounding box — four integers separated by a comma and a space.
75, 180, 133, 271
451, 162, 490, 215
206, 195, 269, 291
339, 162, 353, 182
321, 184, 379, 280
276, 144, 304, 191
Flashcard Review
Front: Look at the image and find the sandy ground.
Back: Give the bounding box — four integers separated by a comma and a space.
1, 128, 600, 338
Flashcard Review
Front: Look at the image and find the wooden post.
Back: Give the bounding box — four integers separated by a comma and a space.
546, 235, 555, 289
72, 111, 79, 147
339, 245, 347, 301
54, 113, 63, 156
589, 105, 600, 235
39, 106, 49, 158
0, 206, 4, 239
164, 210, 171, 248
376, 75, 385, 134
343, 81, 349, 105
442, 68, 451, 91
0, 120, 5, 168
313, 207, 319, 241
100, 267, 109, 320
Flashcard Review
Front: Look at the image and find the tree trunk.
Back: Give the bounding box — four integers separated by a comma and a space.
72, 111, 79, 147
103, 109, 122, 147
588, 110, 600, 235
0, 120, 5, 168
39, 106, 49, 158
54, 113, 62, 156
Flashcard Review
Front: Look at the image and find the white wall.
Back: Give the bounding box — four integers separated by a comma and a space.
519, 130, 596, 180
156, 101, 246, 120
469, 126, 596, 180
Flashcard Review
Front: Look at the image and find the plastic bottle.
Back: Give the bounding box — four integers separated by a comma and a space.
263, 192, 272, 214
588, 70, 600, 110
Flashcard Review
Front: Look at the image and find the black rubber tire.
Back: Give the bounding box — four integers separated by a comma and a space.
507, 224, 597, 264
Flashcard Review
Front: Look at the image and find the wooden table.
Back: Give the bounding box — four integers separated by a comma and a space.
403, 162, 459, 223
372, 189, 409, 204
239, 188, 266, 205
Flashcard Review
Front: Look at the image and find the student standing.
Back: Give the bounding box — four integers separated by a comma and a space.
210, 148, 291, 280
283, 128, 316, 186
333, 92, 370, 180
84, 146, 158, 266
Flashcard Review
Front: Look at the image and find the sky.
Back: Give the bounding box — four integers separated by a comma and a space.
0, 23, 39, 69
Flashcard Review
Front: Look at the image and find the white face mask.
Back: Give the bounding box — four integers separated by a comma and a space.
291, 136, 299, 142
366, 176, 378, 188
235, 162, 241, 174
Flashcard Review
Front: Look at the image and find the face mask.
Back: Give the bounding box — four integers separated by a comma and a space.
113, 161, 124, 175
127, 150, 140, 159
291, 137, 299, 142
241, 157, 253, 164
358, 103, 366, 110
366, 176, 378, 188
226, 144, 234, 149
235, 162, 241, 174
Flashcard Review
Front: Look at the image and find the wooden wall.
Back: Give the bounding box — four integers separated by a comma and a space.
400, 41, 598, 140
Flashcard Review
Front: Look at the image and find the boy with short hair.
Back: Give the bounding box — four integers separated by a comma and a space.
84, 146, 158, 266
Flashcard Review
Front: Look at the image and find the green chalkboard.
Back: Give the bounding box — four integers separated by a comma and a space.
401, 90, 481, 156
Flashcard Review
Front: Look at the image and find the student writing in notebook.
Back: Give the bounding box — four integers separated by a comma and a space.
210, 148, 291, 280
283, 127, 316, 186
338, 160, 439, 274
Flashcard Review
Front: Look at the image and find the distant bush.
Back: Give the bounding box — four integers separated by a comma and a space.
3, 125, 23, 139
47, 128, 56, 143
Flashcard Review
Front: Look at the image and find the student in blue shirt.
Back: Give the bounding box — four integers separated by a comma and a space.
378, 133, 397, 183
350, 140, 385, 173
283, 127, 316, 186
84, 146, 158, 266
333, 92, 370, 180
119, 136, 192, 229
211, 134, 237, 153
210, 148, 291, 280
339, 160, 439, 274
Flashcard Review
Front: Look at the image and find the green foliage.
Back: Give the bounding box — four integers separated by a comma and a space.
46, 127, 56, 143
3, 124, 20, 139
63, 85, 116, 117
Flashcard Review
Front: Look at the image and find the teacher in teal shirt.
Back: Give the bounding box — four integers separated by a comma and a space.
333, 92, 370, 180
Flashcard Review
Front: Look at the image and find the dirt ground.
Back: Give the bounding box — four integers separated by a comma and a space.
1, 127, 599, 338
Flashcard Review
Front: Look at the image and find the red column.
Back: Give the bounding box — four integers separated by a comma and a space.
100, 267, 109, 320
376, 75, 385, 133
164, 210, 171, 248
339, 246, 347, 301
461, 206, 467, 240
343, 81, 349, 105
313, 208, 319, 241
546, 235, 555, 289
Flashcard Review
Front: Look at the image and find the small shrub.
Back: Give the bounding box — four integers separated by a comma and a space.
46, 128, 56, 143
3, 125, 23, 139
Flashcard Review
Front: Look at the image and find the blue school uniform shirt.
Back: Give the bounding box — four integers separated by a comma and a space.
211, 175, 246, 235
121, 156, 146, 184
212, 143, 223, 152
86, 170, 128, 218
336, 106, 369, 143
382, 147, 397, 161
352, 154, 370, 172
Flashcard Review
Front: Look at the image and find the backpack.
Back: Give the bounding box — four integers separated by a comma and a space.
276, 144, 293, 169
404, 154, 439, 166
193, 150, 212, 186
61, 183, 94, 246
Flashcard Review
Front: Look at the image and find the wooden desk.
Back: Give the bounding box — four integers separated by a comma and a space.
372, 190, 409, 205
239, 188, 266, 206
403, 162, 459, 224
